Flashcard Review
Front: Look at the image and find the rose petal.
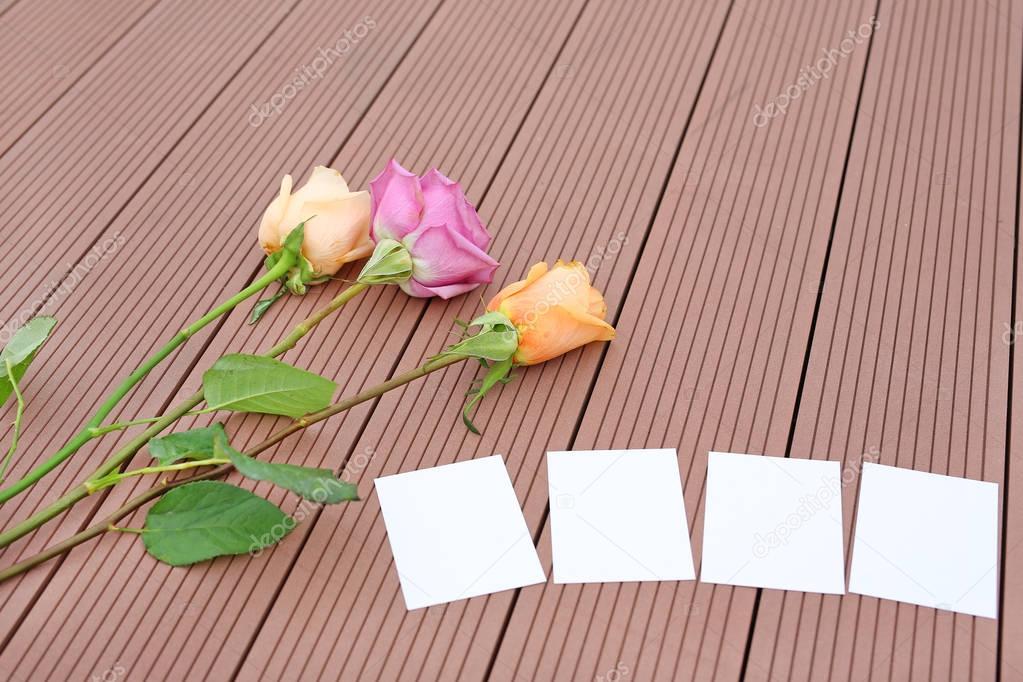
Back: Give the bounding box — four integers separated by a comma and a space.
369, 159, 423, 242
487, 261, 548, 312
494, 260, 593, 324
300, 191, 373, 275
258, 174, 294, 253
514, 304, 616, 365
404, 223, 499, 287
400, 278, 484, 299
296, 166, 350, 202
586, 282, 608, 318
420, 169, 490, 249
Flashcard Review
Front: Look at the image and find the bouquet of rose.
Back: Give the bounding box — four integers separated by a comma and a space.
0, 161, 615, 578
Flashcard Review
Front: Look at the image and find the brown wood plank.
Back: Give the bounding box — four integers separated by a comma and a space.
1009, 158, 1023, 679
0, 0, 444, 669
1003, 3, 1023, 680
489, 1, 877, 680
999, 3, 1023, 681
231, 0, 737, 678
0, 0, 160, 153
744, 0, 1021, 680
0, 0, 302, 331
0, 0, 1017, 679
0, 0, 588, 679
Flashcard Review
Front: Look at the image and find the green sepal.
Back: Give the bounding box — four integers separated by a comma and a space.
433, 311, 519, 363
263, 222, 306, 272
251, 224, 322, 323
249, 285, 287, 324
461, 357, 514, 434
281, 222, 306, 261
356, 238, 413, 285
284, 254, 329, 296
439, 311, 522, 433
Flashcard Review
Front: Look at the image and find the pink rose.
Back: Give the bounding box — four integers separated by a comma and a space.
363, 160, 498, 298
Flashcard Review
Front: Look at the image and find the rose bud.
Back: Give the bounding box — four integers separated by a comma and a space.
357, 159, 498, 298
487, 260, 616, 365
258, 166, 373, 277
435, 260, 616, 433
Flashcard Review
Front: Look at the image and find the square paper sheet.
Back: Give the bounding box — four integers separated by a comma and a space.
547, 449, 696, 584
375, 455, 545, 610
701, 451, 846, 594
849, 462, 999, 618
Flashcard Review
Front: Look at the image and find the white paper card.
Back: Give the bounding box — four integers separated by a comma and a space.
701, 451, 846, 594
547, 449, 696, 584
375, 455, 545, 610
849, 462, 999, 618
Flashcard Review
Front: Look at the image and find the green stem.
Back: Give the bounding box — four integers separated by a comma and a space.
269, 281, 368, 354
108, 525, 144, 535
87, 418, 165, 437
87, 405, 221, 437
84, 458, 229, 493
0, 280, 370, 549
88, 414, 192, 437
0, 256, 296, 506
229, 352, 465, 452
0, 359, 26, 483
0, 353, 466, 582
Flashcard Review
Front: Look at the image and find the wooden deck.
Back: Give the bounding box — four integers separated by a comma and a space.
0, 0, 1020, 679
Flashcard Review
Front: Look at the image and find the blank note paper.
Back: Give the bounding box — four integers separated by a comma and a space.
849, 462, 999, 618
375, 455, 546, 610
701, 451, 846, 594
547, 449, 696, 584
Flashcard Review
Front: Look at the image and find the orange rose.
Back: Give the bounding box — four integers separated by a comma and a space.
487, 260, 615, 365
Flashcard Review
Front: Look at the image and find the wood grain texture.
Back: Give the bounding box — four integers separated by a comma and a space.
0, 0, 443, 671
0, 0, 1019, 679
0, 0, 160, 153
0, 0, 305, 329
0, 0, 585, 678
492, 0, 875, 679
238, 0, 734, 678
744, 1, 1020, 680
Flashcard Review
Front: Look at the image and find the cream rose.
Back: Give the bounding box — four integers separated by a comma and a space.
258, 166, 373, 276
